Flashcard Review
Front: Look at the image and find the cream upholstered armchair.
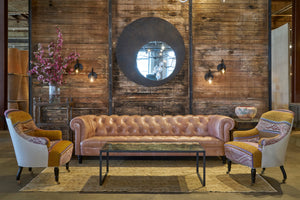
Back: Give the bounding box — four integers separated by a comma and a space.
5, 109, 73, 184
225, 109, 294, 184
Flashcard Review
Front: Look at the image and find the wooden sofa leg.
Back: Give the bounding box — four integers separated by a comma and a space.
251, 168, 256, 184
78, 155, 82, 164
226, 159, 231, 174
222, 156, 226, 164
66, 162, 70, 172
280, 165, 287, 183
16, 166, 23, 183
54, 167, 60, 184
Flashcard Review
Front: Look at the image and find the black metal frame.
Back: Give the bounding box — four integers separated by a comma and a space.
99, 149, 206, 186
115, 17, 186, 87
28, 0, 33, 115
108, 0, 112, 115
188, 0, 193, 114
268, 0, 272, 110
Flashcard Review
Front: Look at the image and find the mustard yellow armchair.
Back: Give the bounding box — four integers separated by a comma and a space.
225, 109, 294, 184
5, 109, 73, 184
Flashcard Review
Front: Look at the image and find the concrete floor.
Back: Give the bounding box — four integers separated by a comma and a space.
1, 130, 300, 200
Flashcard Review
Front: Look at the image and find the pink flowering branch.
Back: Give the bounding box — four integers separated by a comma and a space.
28, 26, 80, 86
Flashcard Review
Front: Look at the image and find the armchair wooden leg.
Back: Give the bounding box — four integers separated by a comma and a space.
222, 156, 226, 164
28, 167, 33, 174
280, 165, 287, 183
251, 168, 256, 184
54, 167, 60, 184
261, 168, 266, 175
16, 166, 23, 183
66, 162, 70, 172
226, 159, 231, 174
78, 155, 82, 164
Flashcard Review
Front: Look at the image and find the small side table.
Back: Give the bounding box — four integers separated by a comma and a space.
234, 118, 259, 131
33, 97, 73, 141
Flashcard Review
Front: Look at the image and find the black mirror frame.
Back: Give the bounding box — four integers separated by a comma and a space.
116, 17, 185, 87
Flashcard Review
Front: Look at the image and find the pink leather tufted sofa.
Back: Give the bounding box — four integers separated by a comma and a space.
70, 115, 235, 163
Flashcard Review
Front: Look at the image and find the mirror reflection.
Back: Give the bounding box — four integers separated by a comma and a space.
136, 41, 176, 81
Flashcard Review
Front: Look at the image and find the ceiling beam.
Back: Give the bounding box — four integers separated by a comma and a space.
272, 3, 292, 15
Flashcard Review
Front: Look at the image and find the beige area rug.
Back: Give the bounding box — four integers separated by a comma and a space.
20, 160, 277, 193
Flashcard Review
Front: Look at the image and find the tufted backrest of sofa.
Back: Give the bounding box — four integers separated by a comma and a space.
90, 115, 210, 137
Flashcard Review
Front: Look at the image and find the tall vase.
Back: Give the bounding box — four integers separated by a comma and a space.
49, 84, 60, 103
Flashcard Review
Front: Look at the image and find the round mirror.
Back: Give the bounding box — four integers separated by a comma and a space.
116, 17, 185, 87
136, 41, 176, 81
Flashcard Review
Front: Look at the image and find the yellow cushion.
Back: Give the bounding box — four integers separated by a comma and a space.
28, 129, 62, 141
6, 110, 32, 125
233, 128, 259, 140
226, 141, 262, 168
261, 110, 294, 124
48, 140, 73, 167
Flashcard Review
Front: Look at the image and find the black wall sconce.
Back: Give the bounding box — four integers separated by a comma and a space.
74, 59, 83, 74
204, 59, 226, 84
204, 69, 214, 84
217, 59, 226, 74
88, 68, 97, 82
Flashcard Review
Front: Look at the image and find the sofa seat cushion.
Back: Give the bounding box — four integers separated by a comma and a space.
80, 136, 224, 156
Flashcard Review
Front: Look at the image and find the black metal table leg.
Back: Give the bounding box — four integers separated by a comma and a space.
203, 151, 206, 186
196, 152, 199, 173
107, 151, 109, 173
99, 151, 103, 185
99, 150, 109, 186
196, 151, 206, 186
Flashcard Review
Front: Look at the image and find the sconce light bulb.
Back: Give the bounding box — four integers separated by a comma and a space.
74, 59, 83, 74
221, 68, 225, 74
90, 77, 94, 82
221, 0, 225, 3
208, 79, 212, 84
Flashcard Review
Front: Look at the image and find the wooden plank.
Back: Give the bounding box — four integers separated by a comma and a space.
31, 0, 269, 119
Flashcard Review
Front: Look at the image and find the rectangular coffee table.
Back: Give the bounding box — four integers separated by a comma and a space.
99, 142, 206, 186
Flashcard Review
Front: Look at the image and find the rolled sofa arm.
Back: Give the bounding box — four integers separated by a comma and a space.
70, 115, 97, 155
207, 115, 235, 143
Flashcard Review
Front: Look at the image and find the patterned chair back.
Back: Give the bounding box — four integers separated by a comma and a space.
256, 109, 294, 168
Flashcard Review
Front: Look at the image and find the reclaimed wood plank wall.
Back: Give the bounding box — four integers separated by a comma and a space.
31, 0, 269, 120
193, 0, 269, 116
31, 0, 109, 118
112, 0, 189, 115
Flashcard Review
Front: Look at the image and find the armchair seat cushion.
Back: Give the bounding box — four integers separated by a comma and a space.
225, 141, 262, 168
48, 140, 73, 167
